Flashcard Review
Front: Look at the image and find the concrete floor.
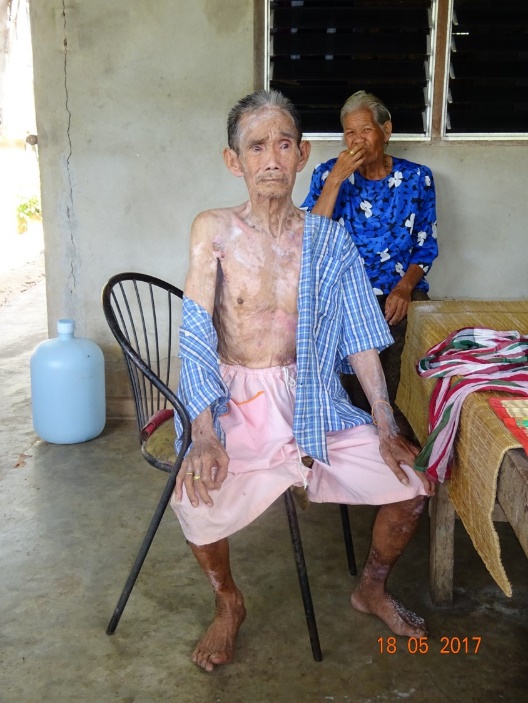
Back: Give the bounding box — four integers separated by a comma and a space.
1, 283, 528, 703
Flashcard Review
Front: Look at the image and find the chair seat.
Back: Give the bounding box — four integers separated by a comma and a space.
143, 417, 177, 466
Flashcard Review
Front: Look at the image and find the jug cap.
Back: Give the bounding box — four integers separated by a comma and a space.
57, 319, 75, 335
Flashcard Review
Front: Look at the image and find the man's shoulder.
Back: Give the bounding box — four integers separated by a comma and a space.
191, 204, 246, 240
193, 204, 241, 225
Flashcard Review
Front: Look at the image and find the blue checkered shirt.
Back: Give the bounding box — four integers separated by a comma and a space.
176, 213, 393, 464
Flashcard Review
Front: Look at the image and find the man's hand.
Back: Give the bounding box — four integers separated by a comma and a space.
175, 434, 229, 508
348, 348, 434, 496
378, 433, 435, 496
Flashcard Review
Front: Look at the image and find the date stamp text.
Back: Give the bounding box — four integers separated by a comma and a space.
377, 636, 481, 655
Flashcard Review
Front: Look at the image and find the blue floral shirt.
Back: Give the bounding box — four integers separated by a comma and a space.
301, 156, 438, 295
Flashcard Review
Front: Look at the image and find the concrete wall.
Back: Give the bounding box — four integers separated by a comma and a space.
30, 0, 253, 415
29, 0, 528, 416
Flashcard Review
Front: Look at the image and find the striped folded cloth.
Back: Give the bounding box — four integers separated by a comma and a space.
414, 327, 528, 482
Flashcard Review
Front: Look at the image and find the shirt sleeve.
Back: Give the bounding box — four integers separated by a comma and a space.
174, 297, 229, 450
408, 166, 438, 273
337, 236, 393, 370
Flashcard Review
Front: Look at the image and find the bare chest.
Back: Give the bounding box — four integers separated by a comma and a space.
214, 232, 302, 310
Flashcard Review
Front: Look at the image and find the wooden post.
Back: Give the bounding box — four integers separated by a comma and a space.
429, 482, 456, 605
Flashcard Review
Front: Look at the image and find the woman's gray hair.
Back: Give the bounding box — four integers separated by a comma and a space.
340, 90, 392, 128
227, 89, 303, 154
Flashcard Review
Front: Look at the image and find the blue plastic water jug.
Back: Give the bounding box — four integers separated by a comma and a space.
30, 319, 106, 444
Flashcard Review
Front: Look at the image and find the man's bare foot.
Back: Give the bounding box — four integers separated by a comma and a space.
351, 587, 427, 638
192, 591, 246, 672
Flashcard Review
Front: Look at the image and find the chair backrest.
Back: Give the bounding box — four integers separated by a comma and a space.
102, 272, 191, 456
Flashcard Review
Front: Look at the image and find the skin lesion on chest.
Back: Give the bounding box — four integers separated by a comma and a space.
212, 245, 301, 365
225, 269, 300, 320
220, 243, 300, 305
215, 299, 298, 367
215, 267, 299, 350
212, 241, 226, 261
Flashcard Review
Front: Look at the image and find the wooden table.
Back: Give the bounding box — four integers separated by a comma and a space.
396, 300, 528, 605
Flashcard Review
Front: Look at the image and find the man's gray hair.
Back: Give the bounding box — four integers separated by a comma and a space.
340, 90, 392, 128
227, 90, 303, 153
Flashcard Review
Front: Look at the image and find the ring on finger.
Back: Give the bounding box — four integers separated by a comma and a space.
193, 474, 202, 481
349, 149, 355, 156
185, 471, 193, 476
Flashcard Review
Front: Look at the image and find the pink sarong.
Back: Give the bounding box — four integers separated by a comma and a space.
171, 364, 426, 545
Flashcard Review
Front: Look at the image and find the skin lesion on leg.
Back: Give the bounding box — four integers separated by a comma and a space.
189, 538, 247, 672
350, 495, 428, 638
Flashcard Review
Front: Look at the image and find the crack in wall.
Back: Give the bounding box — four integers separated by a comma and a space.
62, 0, 76, 310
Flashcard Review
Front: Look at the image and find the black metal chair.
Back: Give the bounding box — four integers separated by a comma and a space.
102, 272, 357, 662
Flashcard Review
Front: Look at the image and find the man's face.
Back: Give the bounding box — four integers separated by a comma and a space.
225, 107, 309, 199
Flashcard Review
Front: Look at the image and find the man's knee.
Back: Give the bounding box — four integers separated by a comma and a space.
403, 494, 427, 517
381, 494, 427, 520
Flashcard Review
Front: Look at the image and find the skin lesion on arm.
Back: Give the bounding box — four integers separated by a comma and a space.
347, 349, 388, 408
184, 211, 223, 316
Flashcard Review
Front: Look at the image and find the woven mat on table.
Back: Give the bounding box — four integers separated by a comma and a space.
396, 300, 528, 596
489, 398, 528, 453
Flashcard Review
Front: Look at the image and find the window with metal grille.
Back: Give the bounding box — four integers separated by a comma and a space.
267, 0, 435, 137
445, 0, 528, 136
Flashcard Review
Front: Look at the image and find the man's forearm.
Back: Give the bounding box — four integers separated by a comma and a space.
191, 406, 218, 442
348, 349, 399, 435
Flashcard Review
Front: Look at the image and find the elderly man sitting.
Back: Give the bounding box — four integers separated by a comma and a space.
170, 89, 434, 672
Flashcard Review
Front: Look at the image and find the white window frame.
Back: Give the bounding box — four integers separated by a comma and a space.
441, 0, 528, 141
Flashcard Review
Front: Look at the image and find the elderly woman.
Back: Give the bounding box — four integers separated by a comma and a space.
301, 90, 438, 430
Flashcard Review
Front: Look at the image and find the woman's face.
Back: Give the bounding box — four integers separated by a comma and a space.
342, 108, 391, 166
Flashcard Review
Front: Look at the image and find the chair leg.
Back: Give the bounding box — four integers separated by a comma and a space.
106, 462, 179, 635
339, 504, 357, 576
284, 488, 322, 662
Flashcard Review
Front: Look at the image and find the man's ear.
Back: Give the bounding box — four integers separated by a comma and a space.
223, 147, 244, 177
296, 140, 311, 173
